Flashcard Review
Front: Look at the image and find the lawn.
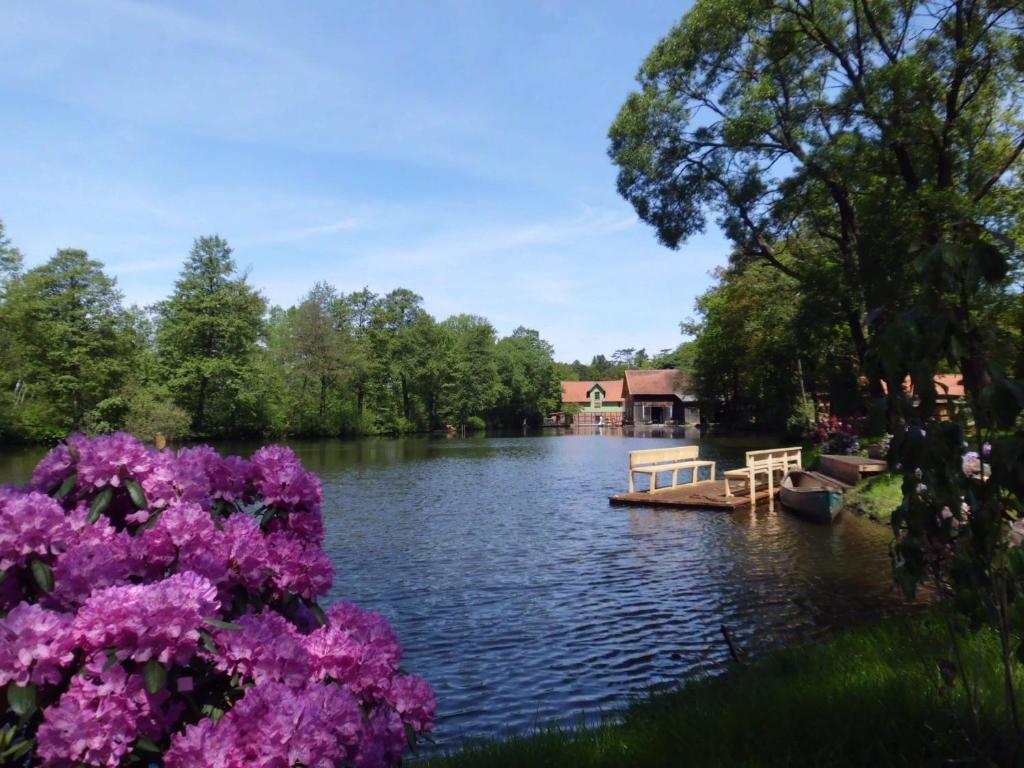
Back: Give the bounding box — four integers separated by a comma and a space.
843, 473, 903, 523
420, 615, 1019, 767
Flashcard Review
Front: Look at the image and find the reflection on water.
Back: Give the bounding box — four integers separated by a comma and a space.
0, 433, 904, 749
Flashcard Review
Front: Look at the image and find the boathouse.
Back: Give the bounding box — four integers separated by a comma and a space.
559, 380, 625, 426
623, 369, 700, 425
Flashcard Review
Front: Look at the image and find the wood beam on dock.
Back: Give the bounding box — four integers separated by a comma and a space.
609, 479, 779, 511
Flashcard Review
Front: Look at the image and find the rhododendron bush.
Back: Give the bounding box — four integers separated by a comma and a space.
0, 434, 435, 766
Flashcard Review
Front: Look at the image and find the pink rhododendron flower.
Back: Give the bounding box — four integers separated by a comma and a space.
209, 454, 253, 503
76, 432, 152, 489
212, 611, 311, 688
73, 571, 220, 665
165, 681, 364, 768
0, 602, 75, 687
36, 665, 173, 767
250, 445, 323, 515
0, 490, 72, 570
387, 674, 437, 734
266, 531, 333, 599
7, 436, 434, 767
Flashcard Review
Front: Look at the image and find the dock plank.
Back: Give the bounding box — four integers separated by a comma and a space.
609, 479, 778, 510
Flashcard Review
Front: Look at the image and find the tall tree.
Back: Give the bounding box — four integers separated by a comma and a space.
609, 0, 1024, 390
494, 327, 560, 427
155, 236, 266, 435
441, 314, 500, 430
0, 249, 137, 434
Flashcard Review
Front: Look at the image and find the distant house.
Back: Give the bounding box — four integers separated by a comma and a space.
559, 380, 625, 426
623, 369, 700, 425
881, 374, 966, 420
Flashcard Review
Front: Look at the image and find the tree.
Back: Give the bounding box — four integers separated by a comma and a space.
494, 327, 561, 427
609, 0, 1024, 390
440, 314, 500, 430
0, 250, 137, 436
155, 236, 266, 435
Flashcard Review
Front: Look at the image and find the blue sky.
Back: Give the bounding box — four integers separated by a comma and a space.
0, 0, 728, 362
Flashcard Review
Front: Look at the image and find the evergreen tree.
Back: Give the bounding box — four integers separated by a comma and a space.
155, 236, 266, 435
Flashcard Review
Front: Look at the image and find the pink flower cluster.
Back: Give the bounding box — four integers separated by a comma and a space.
1, 434, 435, 767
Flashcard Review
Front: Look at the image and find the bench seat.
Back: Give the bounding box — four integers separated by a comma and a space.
627, 445, 716, 493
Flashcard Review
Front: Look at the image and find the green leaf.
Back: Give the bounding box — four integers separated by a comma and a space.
53, 472, 78, 500
200, 629, 218, 654
260, 506, 277, 527
310, 602, 327, 627
125, 478, 148, 510
31, 558, 54, 593
143, 659, 167, 694
88, 486, 114, 523
0, 738, 33, 761
203, 618, 245, 631
7, 683, 37, 716
405, 722, 418, 753
102, 649, 120, 672
134, 735, 161, 753
0, 570, 6, 588
201, 704, 226, 722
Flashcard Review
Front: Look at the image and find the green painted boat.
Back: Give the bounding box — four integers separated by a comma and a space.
780, 470, 844, 524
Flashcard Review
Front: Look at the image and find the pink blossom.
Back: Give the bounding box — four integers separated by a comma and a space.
0, 602, 75, 687
212, 611, 311, 688
150, 502, 229, 584
266, 531, 333, 599
209, 454, 253, 503
0, 490, 72, 570
30, 441, 76, 494
165, 681, 364, 768
36, 666, 172, 767
251, 445, 323, 513
387, 674, 437, 734
50, 511, 138, 609
141, 449, 210, 510
356, 708, 408, 768
221, 513, 271, 591
73, 571, 220, 665
306, 602, 403, 702
76, 432, 152, 489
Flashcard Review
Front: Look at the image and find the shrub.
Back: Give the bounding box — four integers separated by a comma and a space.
464, 416, 486, 432
0, 433, 435, 766
812, 415, 862, 455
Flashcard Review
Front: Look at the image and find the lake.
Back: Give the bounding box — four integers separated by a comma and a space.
0, 430, 905, 750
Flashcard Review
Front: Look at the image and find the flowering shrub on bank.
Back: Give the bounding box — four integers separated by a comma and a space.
0, 434, 435, 766
811, 415, 862, 455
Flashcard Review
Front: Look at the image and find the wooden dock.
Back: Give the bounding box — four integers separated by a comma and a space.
818, 454, 888, 485
609, 479, 779, 511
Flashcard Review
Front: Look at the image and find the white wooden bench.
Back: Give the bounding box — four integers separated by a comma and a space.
628, 446, 716, 493
723, 447, 802, 501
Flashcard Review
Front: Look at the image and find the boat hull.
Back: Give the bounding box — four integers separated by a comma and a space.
780, 471, 844, 523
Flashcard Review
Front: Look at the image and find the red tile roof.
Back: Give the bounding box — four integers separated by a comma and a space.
560, 380, 624, 403
624, 369, 686, 396
881, 374, 966, 398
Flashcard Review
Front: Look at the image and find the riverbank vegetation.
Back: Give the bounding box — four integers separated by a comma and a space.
423, 615, 1017, 767
0, 228, 563, 442
844, 474, 903, 524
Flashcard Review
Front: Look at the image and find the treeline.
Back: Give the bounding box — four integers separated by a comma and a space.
0, 225, 562, 442
556, 344, 694, 383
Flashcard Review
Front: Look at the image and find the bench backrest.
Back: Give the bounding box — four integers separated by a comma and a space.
629, 445, 699, 468
745, 446, 802, 469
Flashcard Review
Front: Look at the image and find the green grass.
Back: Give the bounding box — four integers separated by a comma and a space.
844, 473, 903, 523
420, 616, 1021, 767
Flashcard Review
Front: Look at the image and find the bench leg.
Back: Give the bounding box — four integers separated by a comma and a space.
629, 471, 634, 494
651, 472, 657, 492
672, 468, 679, 488
724, 477, 732, 497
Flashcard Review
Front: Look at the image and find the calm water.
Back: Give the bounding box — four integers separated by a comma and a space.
0, 431, 904, 749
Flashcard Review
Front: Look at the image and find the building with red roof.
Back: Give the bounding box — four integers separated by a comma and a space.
557, 370, 700, 427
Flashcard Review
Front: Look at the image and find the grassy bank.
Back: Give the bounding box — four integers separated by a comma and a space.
422, 616, 1019, 767
844, 473, 902, 523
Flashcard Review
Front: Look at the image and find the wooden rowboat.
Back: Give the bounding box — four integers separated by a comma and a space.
780, 470, 844, 524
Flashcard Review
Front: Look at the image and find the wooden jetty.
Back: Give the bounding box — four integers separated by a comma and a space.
818, 454, 887, 485
610, 479, 779, 511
